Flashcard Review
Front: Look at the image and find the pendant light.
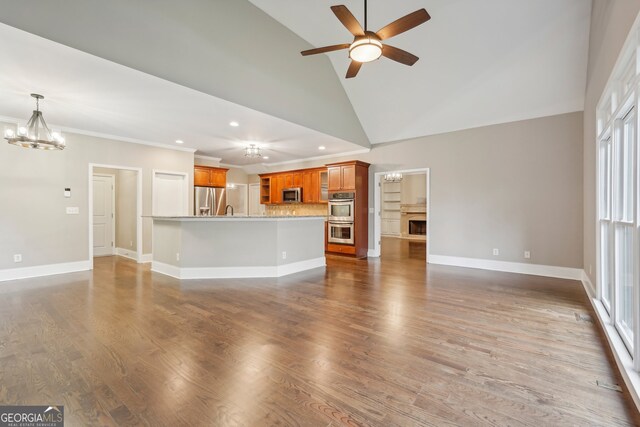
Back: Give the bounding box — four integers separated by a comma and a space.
244, 144, 262, 158
4, 94, 65, 150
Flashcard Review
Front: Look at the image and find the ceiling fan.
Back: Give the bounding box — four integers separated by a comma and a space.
301, 1, 431, 78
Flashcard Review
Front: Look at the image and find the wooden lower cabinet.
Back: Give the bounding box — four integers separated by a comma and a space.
326, 243, 356, 255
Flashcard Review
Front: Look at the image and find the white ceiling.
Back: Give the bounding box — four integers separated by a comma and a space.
249, 0, 592, 143
0, 23, 364, 166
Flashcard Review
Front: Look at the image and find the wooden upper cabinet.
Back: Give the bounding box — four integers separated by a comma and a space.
194, 167, 211, 187
328, 163, 357, 191
259, 166, 328, 205
341, 165, 356, 190
328, 167, 342, 191
194, 166, 228, 187
293, 172, 302, 188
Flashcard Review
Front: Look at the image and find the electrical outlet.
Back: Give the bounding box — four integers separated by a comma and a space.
282, 251, 287, 260
493, 248, 499, 256
130, 240, 133, 248
176, 253, 180, 261
589, 264, 592, 275
524, 251, 531, 259
13, 254, 22, 263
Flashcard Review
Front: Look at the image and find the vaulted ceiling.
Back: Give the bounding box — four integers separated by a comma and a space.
0, 0, 592, 165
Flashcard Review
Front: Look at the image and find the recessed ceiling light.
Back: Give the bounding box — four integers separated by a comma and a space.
175, 139, 184, 144
318, 146, 326, 150
229, 121, 239, 127
263, 156, 270, 160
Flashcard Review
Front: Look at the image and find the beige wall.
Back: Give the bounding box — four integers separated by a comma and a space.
260, 112, 584, 268
400, 173, 427, 205
0, 124, 194, 269
583, 1, 640, 283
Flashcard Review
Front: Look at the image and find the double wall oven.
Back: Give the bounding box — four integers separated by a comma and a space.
328, 192, 355, 245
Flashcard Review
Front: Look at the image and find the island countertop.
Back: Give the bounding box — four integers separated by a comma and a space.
149, 215, 326, 221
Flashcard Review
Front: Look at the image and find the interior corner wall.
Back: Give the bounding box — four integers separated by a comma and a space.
0, 124, 194, 270
116, 169, 137, 251
583, 1, 640, 285
264, 112, 584, 269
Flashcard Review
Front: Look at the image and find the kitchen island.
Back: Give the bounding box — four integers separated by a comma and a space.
150, 216, 326, 279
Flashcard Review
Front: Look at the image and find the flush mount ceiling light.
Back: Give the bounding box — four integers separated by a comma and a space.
244, 144, 262, 158
301, 0, 430, 78
175, 139, 184, 144
4, 94, 65, 150
318, 146, 326, 150
229, 121, 239, 127
384, 172, 403, 182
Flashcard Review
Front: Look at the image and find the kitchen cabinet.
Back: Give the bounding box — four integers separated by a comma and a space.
270, 174, 284, 204
325, 161, 370, 258
260, 177, 271, 204
259, 167, 327, 205
302, 169, 320, 203
327, 164, 356, 191
194, 166, 228, 188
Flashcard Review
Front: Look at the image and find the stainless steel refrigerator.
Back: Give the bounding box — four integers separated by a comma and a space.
194, 186, 226, 216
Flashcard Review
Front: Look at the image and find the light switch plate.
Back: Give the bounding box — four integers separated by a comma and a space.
66, 207, 79, 214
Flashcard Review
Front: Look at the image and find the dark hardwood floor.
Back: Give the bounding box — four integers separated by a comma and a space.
0, 240, 638, 426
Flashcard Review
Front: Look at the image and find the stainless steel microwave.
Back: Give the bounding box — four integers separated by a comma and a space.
282, 187, 302, 203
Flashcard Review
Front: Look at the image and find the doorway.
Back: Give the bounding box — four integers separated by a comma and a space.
373, 169, 430, 262
89, 164, 142, 267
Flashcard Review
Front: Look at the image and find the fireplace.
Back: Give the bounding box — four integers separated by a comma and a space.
400, 204, 427, 240
409, 220, 427, 236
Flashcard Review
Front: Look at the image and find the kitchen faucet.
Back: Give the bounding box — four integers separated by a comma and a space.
225, 205, 234, 216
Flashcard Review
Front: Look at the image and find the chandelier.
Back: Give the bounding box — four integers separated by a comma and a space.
244, 144, 262, 158
4, 94, 65, 150
384, 172, 403, 182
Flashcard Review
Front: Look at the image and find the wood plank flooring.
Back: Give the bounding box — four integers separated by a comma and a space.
0, 238, 638, 426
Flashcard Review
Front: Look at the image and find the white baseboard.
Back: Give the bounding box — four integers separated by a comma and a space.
151, 257, 326, 280
367, 248, 381, 258
115, 247, 138, 262
139, 253, 152, 263
0, 260, 91, 282
428, 254, 582, 280
581, 270, 595, 298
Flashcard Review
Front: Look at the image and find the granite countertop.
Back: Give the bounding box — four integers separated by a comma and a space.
148, 215, 327, 221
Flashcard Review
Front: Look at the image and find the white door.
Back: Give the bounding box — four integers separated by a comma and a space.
153, 172, 187, 216
249, 183, 265, 216
93, 175, 115, 257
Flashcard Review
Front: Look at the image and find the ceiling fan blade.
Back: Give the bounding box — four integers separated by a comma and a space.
301, 44, 350, 56
346, 60, 362, 79
376, 9, 431, 40
382, 44, 419, 66
331, 5, 365, 36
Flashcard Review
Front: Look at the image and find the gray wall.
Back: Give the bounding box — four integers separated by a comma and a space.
583, 1, 640, 283
262, 112, 584, 268
0, 124, 194, 269
0, 0, 369, 148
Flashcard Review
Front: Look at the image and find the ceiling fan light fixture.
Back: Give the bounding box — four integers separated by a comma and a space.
349, 36, 382, 63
